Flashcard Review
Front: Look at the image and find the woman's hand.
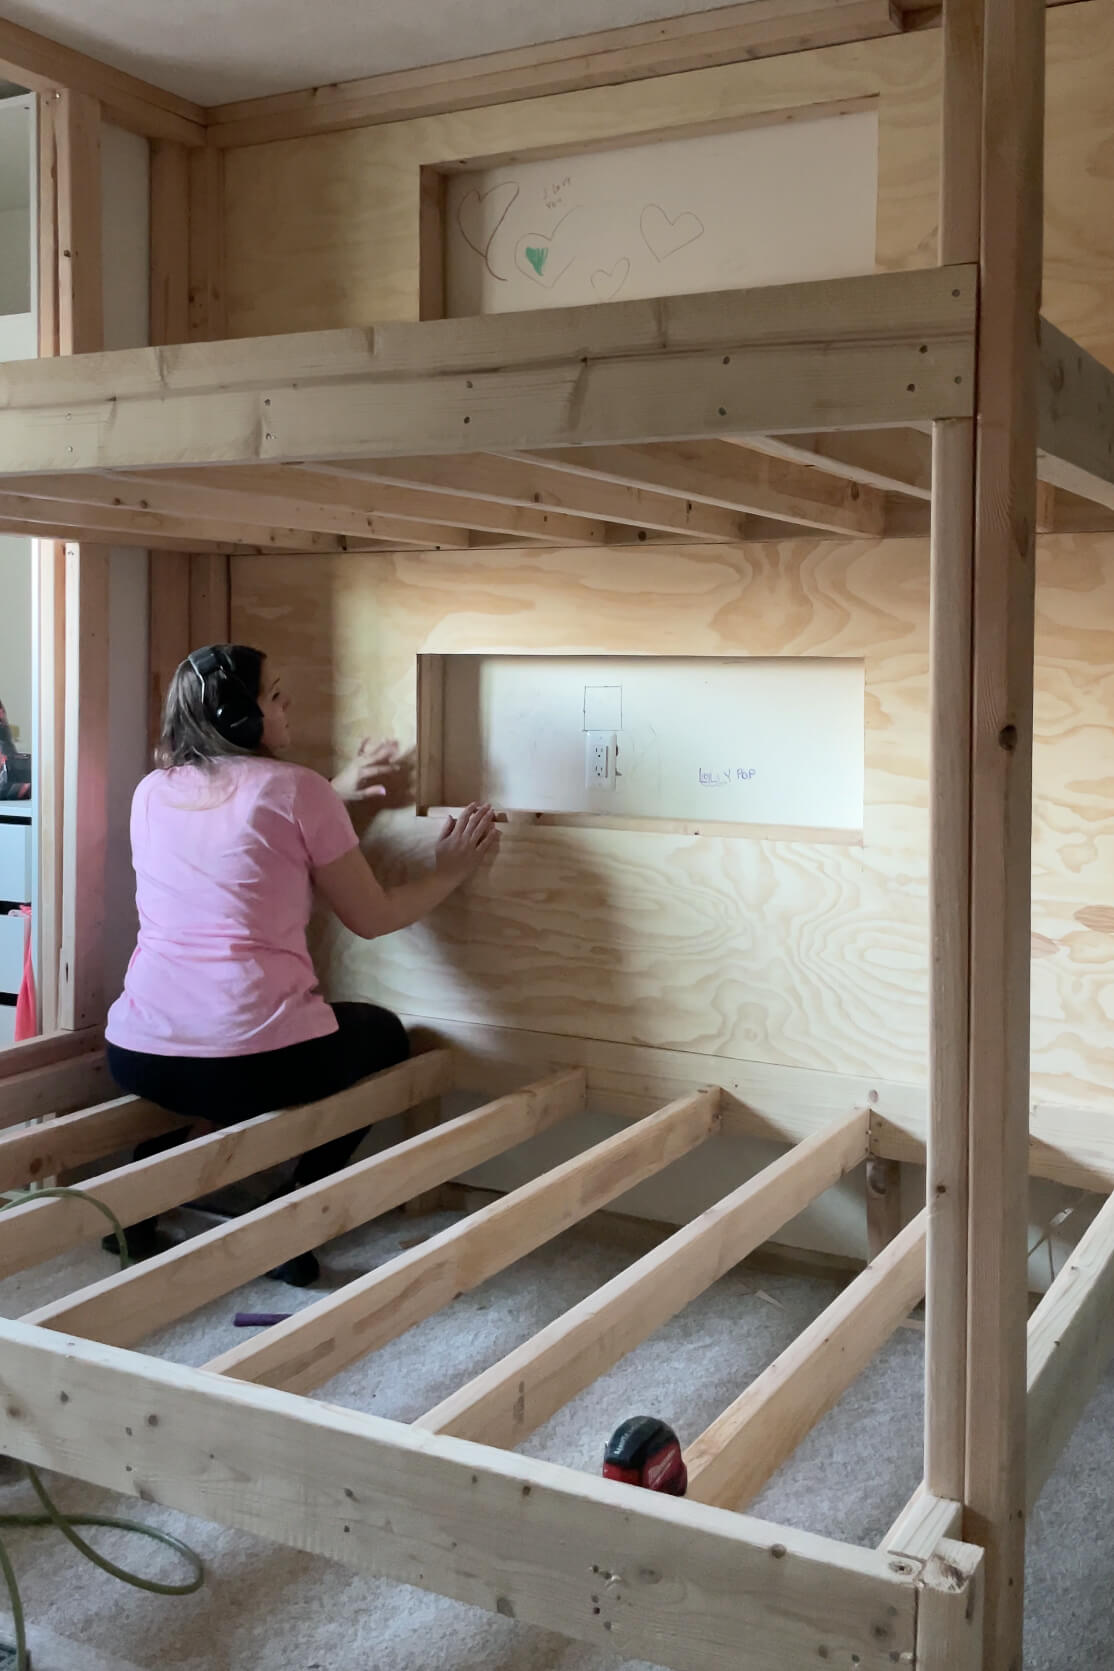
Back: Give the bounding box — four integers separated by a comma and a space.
435, 803, 499, 882
332, 738, 405, 805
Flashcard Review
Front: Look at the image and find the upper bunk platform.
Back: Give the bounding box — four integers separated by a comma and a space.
0, 265, 1109, 554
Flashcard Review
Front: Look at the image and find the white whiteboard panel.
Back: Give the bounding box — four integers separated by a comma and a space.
444, 110, 878, 316
442, 655, 864, 833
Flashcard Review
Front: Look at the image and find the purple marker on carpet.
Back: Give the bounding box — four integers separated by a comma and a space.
233, 1312, 291, 1328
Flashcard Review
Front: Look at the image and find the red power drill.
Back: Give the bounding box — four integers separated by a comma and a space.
603, 1416, 688, 1496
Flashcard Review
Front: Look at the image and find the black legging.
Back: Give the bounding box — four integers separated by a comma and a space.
107, 1002, 411, 1191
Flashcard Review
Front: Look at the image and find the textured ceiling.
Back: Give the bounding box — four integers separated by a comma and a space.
0, 0, 734, 107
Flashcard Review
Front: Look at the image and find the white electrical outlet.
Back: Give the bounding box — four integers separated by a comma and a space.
585, 731, 617, 790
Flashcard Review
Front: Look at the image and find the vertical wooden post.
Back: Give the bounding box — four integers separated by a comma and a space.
188, 553, 232, 647
52, 91, 108, 1032
965, 0, 1045, 1666
187, 146, 226, 343
147, 554, 191, 752
148, 139, 201, 743
925, 0, 981, 1505
34, 93, 64, 1033
54, 91, 102, 356
58, 542, 110, 1030
865, 1158, 902, 1260
149, 140, 190, 348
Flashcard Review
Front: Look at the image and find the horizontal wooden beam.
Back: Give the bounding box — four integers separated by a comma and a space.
321, 451, 754, 541
1026, 1184, 1114, 1508
0, 269, 976, 475
0, 1050, 453, 1277
685, 1210, 927, 1509
417, 1108, 869, 1449
0, 17, 204, 145
0, 488, 459, 552
741, 428, 934, 499
206, 1087, 720, 1393
0, 1052, 115, 1130
516, 440, 888, 535
25, 1069, 586, 1344
0, 270, 976, 408
0, 1097, 185, 1192
0, 1319, 919, 1671
1037, 317, 1114, 512
410, 1017, 1114, 1195
882, 1485, 964, 1561
0, 1029, 103, 1081
290, 464, 608, 544
205, 0, 902, 148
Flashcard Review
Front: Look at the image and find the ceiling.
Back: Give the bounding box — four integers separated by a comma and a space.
0, 0, 735, 108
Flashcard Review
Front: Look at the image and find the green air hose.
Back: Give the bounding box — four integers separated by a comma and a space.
0, 1186, 206, 1670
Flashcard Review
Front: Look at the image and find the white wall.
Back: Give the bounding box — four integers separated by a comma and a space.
0, 537, 32, 743
0, 206, 30, 314
444, 108, 878, 315
442, 653, 865, 832
100, 124, 151, 1002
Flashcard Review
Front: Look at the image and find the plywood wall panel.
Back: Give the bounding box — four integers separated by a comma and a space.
234, 533, 1114, 1108
235, 540, 933, 1085
224, 31, 936, 336
226, 1, 1114, 1116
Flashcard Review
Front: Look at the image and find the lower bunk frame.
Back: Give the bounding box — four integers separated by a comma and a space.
0, 1028, 1110, 1670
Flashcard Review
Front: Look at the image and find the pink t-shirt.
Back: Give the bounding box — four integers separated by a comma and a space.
106, 758, 358, 1058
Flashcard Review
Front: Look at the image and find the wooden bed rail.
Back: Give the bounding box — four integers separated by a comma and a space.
0, 1317, 940, 1671
416, 1106, 869, 1448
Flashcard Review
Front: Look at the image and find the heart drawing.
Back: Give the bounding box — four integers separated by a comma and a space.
455, 182, 520, 280
640, 203, 705, 262
590, 258, 631, 302
513, 211, 578, 289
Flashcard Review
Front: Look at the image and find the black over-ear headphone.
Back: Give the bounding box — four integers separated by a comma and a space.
188, 646, 264, 749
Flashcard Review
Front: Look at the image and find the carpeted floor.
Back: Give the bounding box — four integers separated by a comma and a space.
0, 1203, 1108, 1671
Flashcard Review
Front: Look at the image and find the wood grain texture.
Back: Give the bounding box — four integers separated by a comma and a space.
233, 532, 1114, 1111
223, 32, 940, 336
0, 1317, 919, 1671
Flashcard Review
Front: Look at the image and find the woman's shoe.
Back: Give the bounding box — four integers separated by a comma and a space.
266, 1250, 320, 1287
100, 1216, 171, 1263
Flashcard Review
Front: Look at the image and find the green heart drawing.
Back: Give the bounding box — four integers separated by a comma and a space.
524, 245, 548, 276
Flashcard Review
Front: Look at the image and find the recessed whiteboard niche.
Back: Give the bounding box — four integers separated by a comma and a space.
421, 655, 864, 840
442, 109, 878, 317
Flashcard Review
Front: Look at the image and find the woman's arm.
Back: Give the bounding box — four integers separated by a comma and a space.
313, 803, 498, 939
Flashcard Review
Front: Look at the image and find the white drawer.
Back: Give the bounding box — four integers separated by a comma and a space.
0, 819, 31, 904
0, 1005, 14, 1046
0, 913, 25, 996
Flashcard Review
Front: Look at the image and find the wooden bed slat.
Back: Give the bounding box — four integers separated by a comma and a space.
0, 1052, 114, 1130
1026, 1184, 1114, 1509
0, 1049, 453, 1276
0, 1097, 185, 1192
512, 440, 888, 536
416, 1106, 869, 1449
23, 1068, 586, 1346
684, 1210, 927, 1510
319, 452, 754, 541
205, 1086, 721, 1393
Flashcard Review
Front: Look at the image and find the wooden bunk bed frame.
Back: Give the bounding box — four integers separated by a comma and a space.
1, 1, 1113, 1667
